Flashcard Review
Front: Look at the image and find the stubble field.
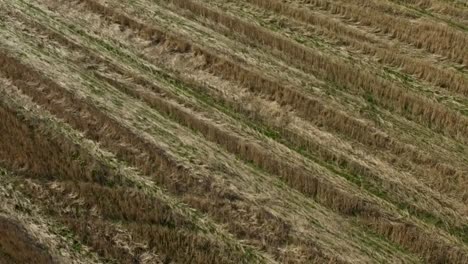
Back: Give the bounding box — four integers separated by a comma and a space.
0, 0, 467, 263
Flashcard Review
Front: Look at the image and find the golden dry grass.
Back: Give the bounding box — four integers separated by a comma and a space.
0, 0, 467, 263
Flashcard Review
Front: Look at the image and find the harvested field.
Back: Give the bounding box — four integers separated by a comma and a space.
0, 0, 467, 263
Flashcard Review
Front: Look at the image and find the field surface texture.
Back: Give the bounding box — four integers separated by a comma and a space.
0, 0, 468, 263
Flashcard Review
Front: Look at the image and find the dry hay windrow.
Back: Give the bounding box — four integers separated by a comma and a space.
9, 0, 468, 252
416, 1, 468, 23
289, 0, 468, 65
13, 0, 468, 238
49, 0, 468, 221
1, 0, 468, 262
98, 0, 468, 178
334, 0, 468, 29
0, 40, 377, 263
0, 6, 364, 261
0, 34, 354, 262
0, 83, 272, 263
2, 8, 468, 264
199, 0, 468, 137
167, 0, 468, 142
59, 0, 468, 186
0, 166, 106, 264
0, 216, 57, 264
15, 178, 242, 264
162, 0, 468, 196
0, 54, 275, 262
62, 1, 468, 262
0, 101, 165, 263
218, 0, 468, 97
